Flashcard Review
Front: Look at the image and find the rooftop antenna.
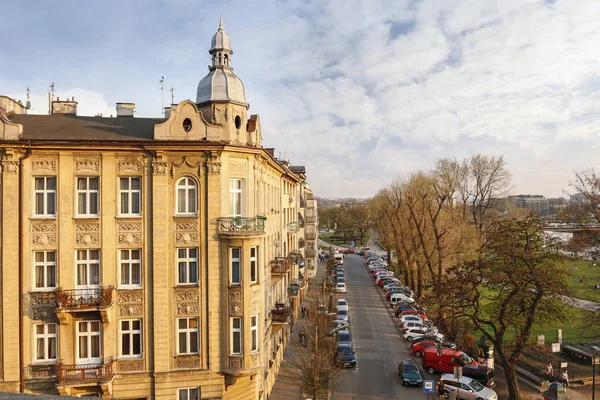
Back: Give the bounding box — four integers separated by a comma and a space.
160, 76, 164, 115
170, 87, 174, 105
25, 87, 31, 110
48, 82, 55, 115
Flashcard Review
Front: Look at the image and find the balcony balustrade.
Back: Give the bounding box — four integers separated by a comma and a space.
288, 281, 300, 297
218, 216, 267, 236
25, 364, 57, 381
306, 246, 316, 258
270, 257, 289, 275
287, 252, 302, 265
56, 359, 115, 385
305, 210, 317, 224
287, 221, 300, 233
55, 287, 114, 310
29, 291, 57, 307
271, 303, 291, 324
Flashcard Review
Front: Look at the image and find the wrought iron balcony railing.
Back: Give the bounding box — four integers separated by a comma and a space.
25, 364, 57, 381
218, 216, 267, 236
55, 287, 114, 310
288, 281, 301, 297
271, 303, 291, 324
56, 359, 115, 385
270, 257, 290, 275
287, 251, 302, 265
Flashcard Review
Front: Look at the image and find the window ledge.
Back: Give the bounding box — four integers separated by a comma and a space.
118, 356, 143, 361
29, 216, 57, 220
173, 214, 198, 218
116, 215, 142, 219
73, 216, 100, 220
30, 288, 57, 292
118, 286, 143, 290
175, 284, 199, 288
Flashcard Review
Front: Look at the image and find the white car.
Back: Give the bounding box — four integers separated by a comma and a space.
403, 328, 444, 342
400, 315, 424, 324
337, 299, 349, 312
335, 283, 347, 293
401, 321, 431, 332
440, 374, 498, 400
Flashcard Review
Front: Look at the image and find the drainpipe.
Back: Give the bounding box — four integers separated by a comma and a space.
18, 143, 32, 392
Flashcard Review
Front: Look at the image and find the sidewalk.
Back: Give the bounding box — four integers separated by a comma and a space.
269, 260, 328, 400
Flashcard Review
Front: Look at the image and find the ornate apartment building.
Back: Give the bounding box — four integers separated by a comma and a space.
0, 20, 318, 399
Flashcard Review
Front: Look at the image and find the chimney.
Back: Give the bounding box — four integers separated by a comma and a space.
51, 97, 78, 115
265, 148, 275, 158
163, 106, 172, 119
116, 102, 135, 117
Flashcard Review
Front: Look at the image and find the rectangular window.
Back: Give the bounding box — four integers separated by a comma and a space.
34, 251, 57, 290
34, 323, 57, 362
229, 178, 243, 217
77, 321, 101, 363
76, 250, 100, 287
231, 317, 242, 355
34, 177, 56, 216
251, 315, 259, 353
119, 177, 141, 216
178, 388, 200, 400
120, 319, 142, 358
76, 177, 99, 217
177, 248, 198, 285
231, 248, 241, 286
250, 246, 257, 284
177, 318, 199, 355
120, 249, 142, 288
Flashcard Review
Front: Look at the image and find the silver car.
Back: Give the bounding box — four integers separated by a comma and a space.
440, 374, 498, 400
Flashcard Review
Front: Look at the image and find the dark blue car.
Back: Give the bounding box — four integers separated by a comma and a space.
335, 345, 356, 368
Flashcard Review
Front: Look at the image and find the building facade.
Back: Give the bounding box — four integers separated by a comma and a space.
0, 20, 317, 400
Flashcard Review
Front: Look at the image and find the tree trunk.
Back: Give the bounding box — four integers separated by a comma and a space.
500, 356, 521, 400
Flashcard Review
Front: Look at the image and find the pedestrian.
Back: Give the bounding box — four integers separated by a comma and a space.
580, 276, 584, 286
544, 362, 554, 382
561, 369, 569, 387
298, 331, 304, 345
437, 380, 447, 400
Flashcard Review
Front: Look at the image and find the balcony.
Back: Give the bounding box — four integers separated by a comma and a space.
56, 359, 115, 385
55, 287, 114, 311
25, 364, 57, 381
29, 291, 57, 307
218, 216, 267, 237
306, 246, 316, 258
298, 238, 305, 249
287, 221, 300, 233
287, 251, 302, 265
288, 281, 300, 297
306, 230, 317, 241
271, 303, 291, 324
305, 210, 317, 224
270, 257, 290, 275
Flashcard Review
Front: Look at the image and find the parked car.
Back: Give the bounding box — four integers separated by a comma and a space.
403, 328, 444, 342
337, 330, 352, 347
439, 374, 498, 400
400, 315, 424, 324
336, 277, 346, 284
329, 321, 349, 335
411, 341, 456, 357
423, 348, 476, 374
410, 335, 443, 346
337, 299, 349, 312
401, 321, 432, 332
398, 359, 424, 386
390, 293, 415, 306
462, 365, 496, 388
335, 283, 347, 293
336, 309, 349, 322
335, 344, 356, 368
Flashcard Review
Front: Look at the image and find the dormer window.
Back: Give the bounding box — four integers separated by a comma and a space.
183, 118, 192, 132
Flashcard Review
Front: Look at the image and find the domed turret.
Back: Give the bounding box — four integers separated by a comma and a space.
196, 17, 247, 106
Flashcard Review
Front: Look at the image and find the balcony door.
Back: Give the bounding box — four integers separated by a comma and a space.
76, 250, 100, 297
77, 321, 102, 364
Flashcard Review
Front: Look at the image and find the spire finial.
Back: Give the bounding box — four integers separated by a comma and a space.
219, 15, 223, 30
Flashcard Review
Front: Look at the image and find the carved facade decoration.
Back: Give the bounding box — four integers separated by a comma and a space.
175, 232, 198, 244
152, 161, 167, 175
118, 161, 143, 173
117, 290, 143, 318
229, 290, 242, 316
176, 303, 199, 315
32, 160, 57, 172
117, 360, 144, 373
252, 299, 261, 312
75, 233, 99, 245
117, 291, 143, 304
171, 156, 202, 177
252, 355, 261, 367
176, 356, 200, 369
206, 161, 221, 175
229, 358, 242, 369
176, 223, 197, 231
2, 161, 19, 174
118, 222, 142, 232
118, 233, 141, 245
75, 223, 99, 232
119, 304, 143, 317
32, 307, 57, 321
75, 160, 100, 172
175, 290, 199, 302
32, 234, 56, 246
229, 162, 247, 173
32, 224, 56, 233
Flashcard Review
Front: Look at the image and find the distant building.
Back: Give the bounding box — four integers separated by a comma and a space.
508, 194, 549, 214
0, 19, 318, 400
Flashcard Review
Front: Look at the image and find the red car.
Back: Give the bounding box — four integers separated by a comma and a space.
411, 341, 438, 358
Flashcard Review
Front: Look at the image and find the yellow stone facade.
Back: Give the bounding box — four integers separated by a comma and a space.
0, 21, 318, 400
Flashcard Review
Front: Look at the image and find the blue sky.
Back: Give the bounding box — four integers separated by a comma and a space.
2, 0, 600, 198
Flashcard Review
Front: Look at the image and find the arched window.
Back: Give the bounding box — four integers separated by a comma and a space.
176, 177, 197, 215
224, 54, 229, 66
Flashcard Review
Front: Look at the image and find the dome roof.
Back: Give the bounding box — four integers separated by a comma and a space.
211, 17, 231, 51
196, 68, 247, 105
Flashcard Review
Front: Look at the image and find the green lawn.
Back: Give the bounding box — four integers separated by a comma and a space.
530, 306, 597, 344
564, 259, 600, 302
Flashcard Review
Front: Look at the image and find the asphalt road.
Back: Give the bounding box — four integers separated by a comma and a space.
333, 254, 438, 400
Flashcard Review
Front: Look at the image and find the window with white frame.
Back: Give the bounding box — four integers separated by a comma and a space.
34, 323, 57, 362
76, 250, 100, 288
34, 251, 56, 290
177, 248, 198, 285
120, 249, 142, 288
250, 246, 257, 284
230, 248, 241, 286
231, 317, 242, 355
177, 318, 199, 354
77, 321, 101, 363
229, 178, 243, 217
34, 177, 56, 216
119, 177, 141, 216
176, 177, 197, 215
251, 315, 259, 353
76, 177, 99, 216
178, 388, 200, 400
120, 319, 142, 358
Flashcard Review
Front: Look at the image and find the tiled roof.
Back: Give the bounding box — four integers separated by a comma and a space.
7, 114, 164, 142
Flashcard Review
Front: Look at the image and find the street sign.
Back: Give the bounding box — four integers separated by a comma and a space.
551, 343, 561, 353
537, 335, 545, 346
561, 362, 568, 368
454, 366, 463, 379
557, 329, 562, 345
423, 380, 434, 393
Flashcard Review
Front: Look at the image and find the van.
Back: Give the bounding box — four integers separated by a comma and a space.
390, 293, 413, 307
334, 253, 344, 262
462, 365, 496, 388
423, 347, 477, 374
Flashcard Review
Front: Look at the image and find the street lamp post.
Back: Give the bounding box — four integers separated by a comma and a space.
592, 345, 600, 400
